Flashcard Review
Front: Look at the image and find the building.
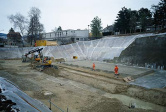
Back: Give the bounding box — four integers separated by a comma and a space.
42, 29, 89, 43
146, 25, 166, 32
7, 28, 22, 46
102, 25, 114, 36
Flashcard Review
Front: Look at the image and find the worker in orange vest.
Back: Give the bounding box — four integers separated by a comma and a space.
92, 63, 95, 71
114, 65, 119, 78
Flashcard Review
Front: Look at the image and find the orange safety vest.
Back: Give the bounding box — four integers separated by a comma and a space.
93, 63, 95, 69
114, 66, 118, 74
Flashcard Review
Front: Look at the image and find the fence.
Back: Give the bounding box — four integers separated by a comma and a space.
48, 99, 69, 112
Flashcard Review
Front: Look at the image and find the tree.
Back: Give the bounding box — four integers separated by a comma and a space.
8, 13, 28, 36
129, 10, 139, 33
90, 16, 102, 37
138, 8, 152, 32
114, 7, 131, 34
27, 7, 44, 45
152, 0, 166, 30
152, 5, 160, 31
57, 26, 62, 31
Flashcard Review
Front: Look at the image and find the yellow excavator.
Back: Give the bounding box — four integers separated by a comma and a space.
22, 48, 58, 73
39, 56, 53, 70
22, 48, 43, 62
35, 56, 58, 72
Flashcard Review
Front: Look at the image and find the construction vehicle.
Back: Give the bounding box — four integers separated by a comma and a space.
36, 40, 58, 46
32, 56, 59, 76
22, 48, 43, 62
22, 48, 59, 75
73, 56, 78, 59
35, 56, 58, 71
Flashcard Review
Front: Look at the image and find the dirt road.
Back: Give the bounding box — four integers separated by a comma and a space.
0, 60, 166, 112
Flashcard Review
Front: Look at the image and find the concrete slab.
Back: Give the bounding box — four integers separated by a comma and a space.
130, 70, 166, 89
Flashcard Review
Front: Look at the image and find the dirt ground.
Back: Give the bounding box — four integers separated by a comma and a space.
0, 60, 166, 112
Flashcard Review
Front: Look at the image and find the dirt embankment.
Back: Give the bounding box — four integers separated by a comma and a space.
127, 87, 166, 106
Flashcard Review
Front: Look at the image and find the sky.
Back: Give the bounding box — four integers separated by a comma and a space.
0, 0, 160, 34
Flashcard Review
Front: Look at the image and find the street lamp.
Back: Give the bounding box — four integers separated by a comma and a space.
88, 25, 89, 37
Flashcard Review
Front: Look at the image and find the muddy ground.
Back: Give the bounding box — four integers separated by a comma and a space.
0, 60, 166, 112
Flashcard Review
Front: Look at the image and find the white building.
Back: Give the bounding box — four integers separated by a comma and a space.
42, 29, 89, 42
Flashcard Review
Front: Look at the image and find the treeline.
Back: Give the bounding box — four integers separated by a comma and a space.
114, 0, 166, 34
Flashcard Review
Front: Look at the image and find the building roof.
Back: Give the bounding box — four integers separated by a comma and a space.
102, 25, 114, 32
7, 32, 21, 37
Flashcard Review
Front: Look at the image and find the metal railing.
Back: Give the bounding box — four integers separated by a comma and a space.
48, 99, 69, 112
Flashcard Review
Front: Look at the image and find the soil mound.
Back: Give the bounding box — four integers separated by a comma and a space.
43, 67, 60, 77
81, 97, 154, 112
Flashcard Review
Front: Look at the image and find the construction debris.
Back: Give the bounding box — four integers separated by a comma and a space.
123, 76, 134, 82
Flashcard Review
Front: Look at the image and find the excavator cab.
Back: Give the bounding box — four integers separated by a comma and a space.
42, 56, 52, 66
35, 53, 43, 62
37, 56, 57, 71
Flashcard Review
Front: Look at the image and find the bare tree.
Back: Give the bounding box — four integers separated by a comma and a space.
51, 27, 57, 32
28, 7, 41, 18
27, 7, 44, 45
8, 13, 28, 36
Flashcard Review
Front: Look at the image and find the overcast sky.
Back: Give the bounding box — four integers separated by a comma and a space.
0, 0, 160, 34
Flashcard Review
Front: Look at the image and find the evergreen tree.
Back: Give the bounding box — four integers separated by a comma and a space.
129, 10, 139, 33
114, 7, 131, 34
90, 16, 102, 37
138, 8, 152, 32
152, 0, 166, 30
57, 26, 62, 31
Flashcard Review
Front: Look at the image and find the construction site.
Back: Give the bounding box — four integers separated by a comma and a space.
0, 33, 166, 112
